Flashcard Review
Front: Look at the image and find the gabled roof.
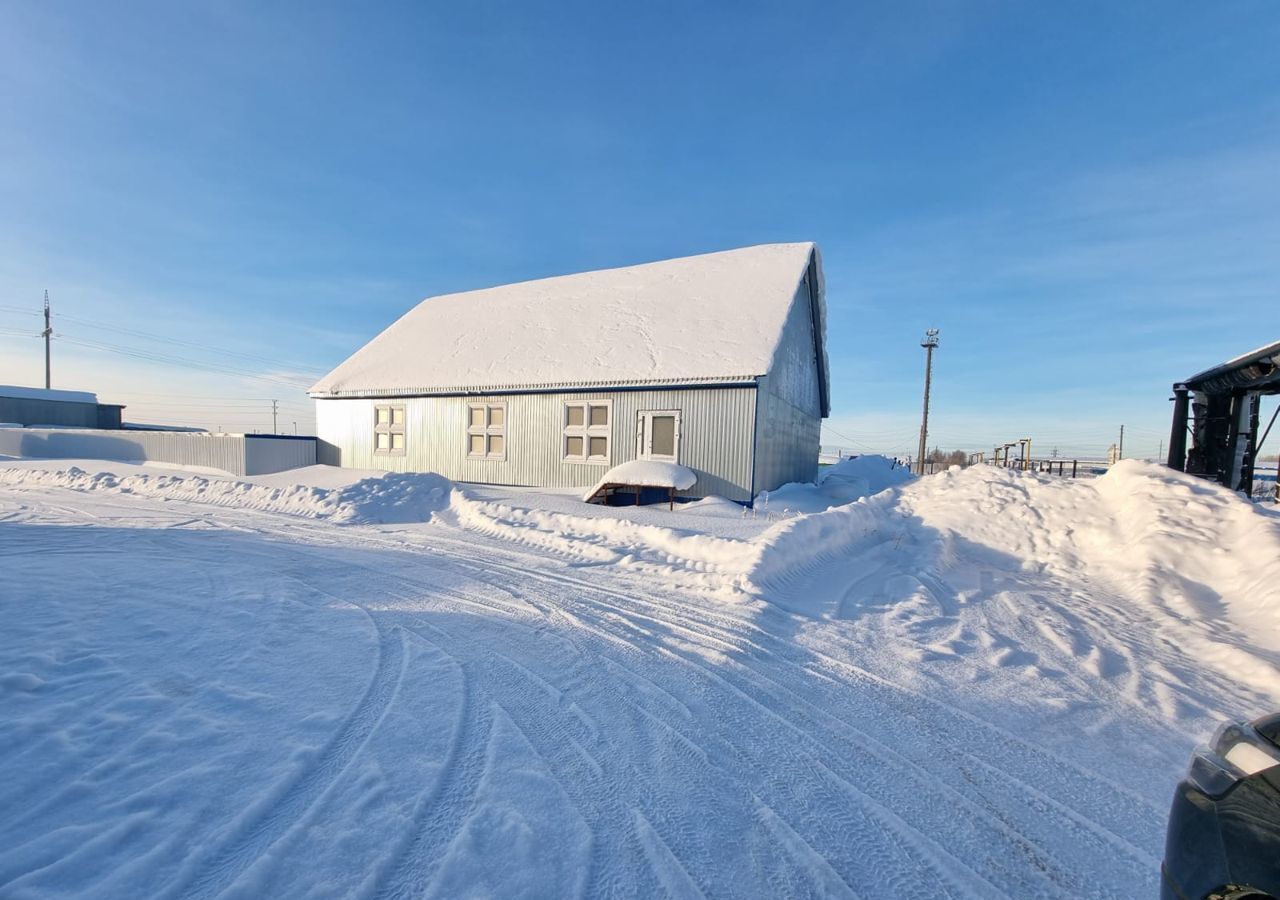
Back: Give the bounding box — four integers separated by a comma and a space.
310, 243, 827, 403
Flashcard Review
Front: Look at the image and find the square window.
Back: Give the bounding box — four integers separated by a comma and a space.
562, 399, 610, 464
374, 404, 406, 455
466, 403, 505, 458
650, 415, 676, 457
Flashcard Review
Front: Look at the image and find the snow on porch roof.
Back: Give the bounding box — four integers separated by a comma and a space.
310, 242, 824, 398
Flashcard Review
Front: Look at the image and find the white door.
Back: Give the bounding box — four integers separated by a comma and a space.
638, 410, 680, 461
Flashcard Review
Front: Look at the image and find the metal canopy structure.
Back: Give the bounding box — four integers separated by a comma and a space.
1168, 339, 1280, 495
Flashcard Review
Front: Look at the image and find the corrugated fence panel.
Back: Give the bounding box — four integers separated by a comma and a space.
314, 386, 758, 500
0, 428, 257, 476
243, 437, 317, 475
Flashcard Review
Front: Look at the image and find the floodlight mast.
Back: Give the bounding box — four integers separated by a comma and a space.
916, 328, 940, 475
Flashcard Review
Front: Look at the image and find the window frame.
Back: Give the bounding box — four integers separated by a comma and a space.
466, 401, 507, 461
638, 409, 681, 462
562, 399, 612, 465
373, 403, 406, 456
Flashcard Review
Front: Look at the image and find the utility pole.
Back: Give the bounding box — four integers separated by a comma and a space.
1118, 424, 1124, 460
271, 399, 279, 435
916, 328, 939, 475
42, 290, 52, 389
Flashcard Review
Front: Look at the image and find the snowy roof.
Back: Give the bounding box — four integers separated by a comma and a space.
311, 243, 824, 397
1183, 339, 1280, 394
0, 384, 98, 404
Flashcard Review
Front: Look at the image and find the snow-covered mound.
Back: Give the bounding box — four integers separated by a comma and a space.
759, 453, 914, 513
582, 459, 697, 502
0, 466, 452, 524
902, 461, 1280, 647
817, 453, 915, 495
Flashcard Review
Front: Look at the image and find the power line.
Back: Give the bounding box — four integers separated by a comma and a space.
53, 333, 315, 391
54, 312, 326, 375
2, 303, 325, 375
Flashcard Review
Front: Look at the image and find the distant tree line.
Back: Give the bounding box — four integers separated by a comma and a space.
925, 449, 970, 468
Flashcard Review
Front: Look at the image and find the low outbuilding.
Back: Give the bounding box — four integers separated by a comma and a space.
0, 385, 124, 429
1167, 339, 1280, 494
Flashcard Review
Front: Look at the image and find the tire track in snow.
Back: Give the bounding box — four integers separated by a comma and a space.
455, 555, 1157, 893
60, 489, 1173, 894
369, 665, 491, 900
168, 624, 408, 900
274, 525, 1155, 893
398, 564, 1013, 895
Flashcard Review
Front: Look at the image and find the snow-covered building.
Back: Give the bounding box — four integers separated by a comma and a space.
0, 385, 124, 429
310, 243, 830, 502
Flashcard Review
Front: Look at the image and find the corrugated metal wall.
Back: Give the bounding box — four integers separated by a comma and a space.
752, 385, 821, 492
0, 428, 316, 477
315, 386, 758, 500
751, 274, 823, 492
0, 397, 101, 428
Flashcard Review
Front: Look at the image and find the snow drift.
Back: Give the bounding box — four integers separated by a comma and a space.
759, 454, 915, 513
0, 466, 453, 525
6, 459, 1278, 651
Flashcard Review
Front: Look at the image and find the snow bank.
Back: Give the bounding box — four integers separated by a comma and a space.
9, 459, 1279, 660
582, 459, 697, 502
759, 454, 914, 513
0, 465, 452, 525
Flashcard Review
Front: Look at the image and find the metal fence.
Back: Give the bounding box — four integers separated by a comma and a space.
0, 427, 315, 476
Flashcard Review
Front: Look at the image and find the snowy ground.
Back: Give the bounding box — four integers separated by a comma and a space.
2, 458, 1279, 897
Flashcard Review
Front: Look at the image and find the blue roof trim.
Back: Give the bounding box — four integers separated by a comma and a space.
314, 381, 759, 401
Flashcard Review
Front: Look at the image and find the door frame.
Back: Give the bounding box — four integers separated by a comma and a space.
637, 409, 681, 462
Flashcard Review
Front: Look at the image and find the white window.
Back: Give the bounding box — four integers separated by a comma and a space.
374, 404, 406, 455
563, 400, 611, 464
638, 409, 680, 461
467, 402, 506, 459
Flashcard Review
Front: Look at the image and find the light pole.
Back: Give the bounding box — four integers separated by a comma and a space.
916, 328, 940, 475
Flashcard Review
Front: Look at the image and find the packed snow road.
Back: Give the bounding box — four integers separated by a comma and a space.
2, 460, 1279, 898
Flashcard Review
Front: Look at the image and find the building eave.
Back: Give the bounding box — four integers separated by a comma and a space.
309, 375, 762, 401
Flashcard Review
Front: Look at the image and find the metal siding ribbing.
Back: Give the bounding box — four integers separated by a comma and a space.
0, 428, 250, 475
0, 398, 101, 428
752, 385, 821, 493
750, 271, 825, 493
243, 437, 318, 475
315, 386, 758, 500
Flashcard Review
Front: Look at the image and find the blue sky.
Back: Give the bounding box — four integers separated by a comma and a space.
2, 2, 1278, 457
